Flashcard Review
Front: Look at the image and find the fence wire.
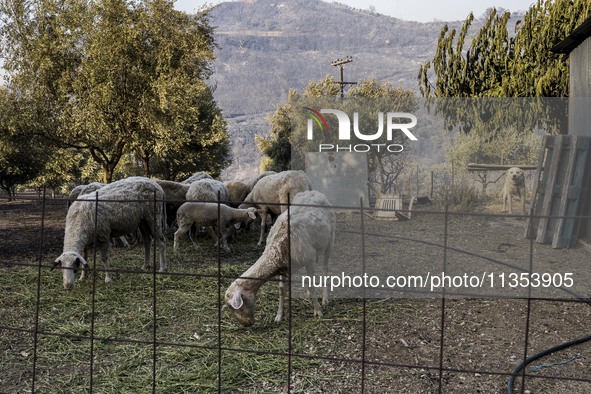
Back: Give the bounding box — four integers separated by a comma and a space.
0, 191, 590, 393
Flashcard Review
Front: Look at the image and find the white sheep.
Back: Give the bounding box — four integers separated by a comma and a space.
173, 202, 257, 253
186, 178, 229, 203
68, 182, 105, 204
154, 179, 190, 228
225, 190, 335, 326
68, 182, 131, 248
184, 178, 229, 241
181, 171, 213, 185
243, 171, 276, 190
239, 170, 312, 245
53, 177, 167, 290
224, 171, 277, 208
224, 180, 251, 208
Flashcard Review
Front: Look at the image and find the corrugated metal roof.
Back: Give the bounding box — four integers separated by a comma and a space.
551, 17, 591, 55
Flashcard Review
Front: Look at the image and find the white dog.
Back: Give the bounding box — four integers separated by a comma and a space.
502, 167, 526, 214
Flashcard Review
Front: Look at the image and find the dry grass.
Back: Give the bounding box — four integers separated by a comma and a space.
1, 231, 419, 394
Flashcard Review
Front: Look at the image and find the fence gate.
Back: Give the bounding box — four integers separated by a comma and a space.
526, 135, 591, 248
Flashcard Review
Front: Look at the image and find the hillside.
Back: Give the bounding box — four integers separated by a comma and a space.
206, 0, 522, 178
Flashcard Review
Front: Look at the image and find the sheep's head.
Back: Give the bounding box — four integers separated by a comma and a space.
245, 207, 257, 220
225, 283, 256, 327
234, 207, 258, 230
52, 252, 88, 290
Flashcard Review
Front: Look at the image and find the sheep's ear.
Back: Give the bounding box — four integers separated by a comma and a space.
234, 223, 241, 229
74, 257, 88, 268
51, 260, 62, 271
247, 211, 257, 220
229, 291, 244, 310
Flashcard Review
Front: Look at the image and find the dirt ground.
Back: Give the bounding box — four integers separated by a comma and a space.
1, 196, 590, 393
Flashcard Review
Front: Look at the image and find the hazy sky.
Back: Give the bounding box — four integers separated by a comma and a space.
174, 0, 536, 22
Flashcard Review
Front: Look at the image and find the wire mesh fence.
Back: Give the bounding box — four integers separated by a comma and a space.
1, 191, 590, 393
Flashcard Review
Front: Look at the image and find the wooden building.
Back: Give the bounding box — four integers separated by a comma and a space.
552, 17, 591, 137
545, 16, 591, 246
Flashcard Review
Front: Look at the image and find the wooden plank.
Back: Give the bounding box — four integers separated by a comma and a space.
536, 136, 563, 243
526, 136, 554, 239
467, 163, 538, 171
553, 136, 591, 248
536, 136, 568, 244
527, 134, 591, 248
552, 136, 577, 247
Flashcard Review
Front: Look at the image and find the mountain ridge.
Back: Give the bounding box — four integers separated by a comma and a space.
206, 0, 523, 177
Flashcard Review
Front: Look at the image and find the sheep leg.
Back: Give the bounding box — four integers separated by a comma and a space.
100, 247, 112, 283
136, 223, 157, 272
207, 226, 230, 253
312, 295, 323, 318
220, 229, 231, 253
212, 227, 231, 253
257, 212, 268, 246
119, 235, 130, 248
142, 233, 152, 272
274, 275, 285, 323
158, 233, 167, 272
79, 247, 88, 282
206, 226, 220, 247
321, 253, 330, 307
144, 217, 166, 272
305, 264, 323, 318
173, 222, 192, 254
187, 226, 203, 251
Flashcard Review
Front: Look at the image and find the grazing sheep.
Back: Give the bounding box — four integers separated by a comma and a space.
186, 178, 229, 203
224, 172, 276, 233
225, 190, 335, 326
154, 179, 190, 227
173, 202, 257, 253
185, 179, 231, 242
181, 171, 213, 185
239, 170, 312, 245
224, 180, 251, 208
243, 171, 276, 190
224, 171, 277, 208
68, 182, 131, 248
53, 177, 167, 290
68, 182, 105, 205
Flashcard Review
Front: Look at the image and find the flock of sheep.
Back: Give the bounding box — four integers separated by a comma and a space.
52, 170, 336, 326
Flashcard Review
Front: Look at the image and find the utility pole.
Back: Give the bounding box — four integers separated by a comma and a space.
331, 56, 357, 97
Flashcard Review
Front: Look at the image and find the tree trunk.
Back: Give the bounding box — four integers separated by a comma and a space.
142, 156, 151, 178
103, 165, 114, 184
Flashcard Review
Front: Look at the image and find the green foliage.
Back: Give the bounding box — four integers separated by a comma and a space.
302, 74, 341, 98
26, 148, 95, 197
418, 0, 591, 98
446, 127, 541, 168
256, 75, 345, 172
417, 2, 589, 181
0, 88, 48, 198
257, 101, 295, 172
507, 0, 591, 97
0, 0, 229, 184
